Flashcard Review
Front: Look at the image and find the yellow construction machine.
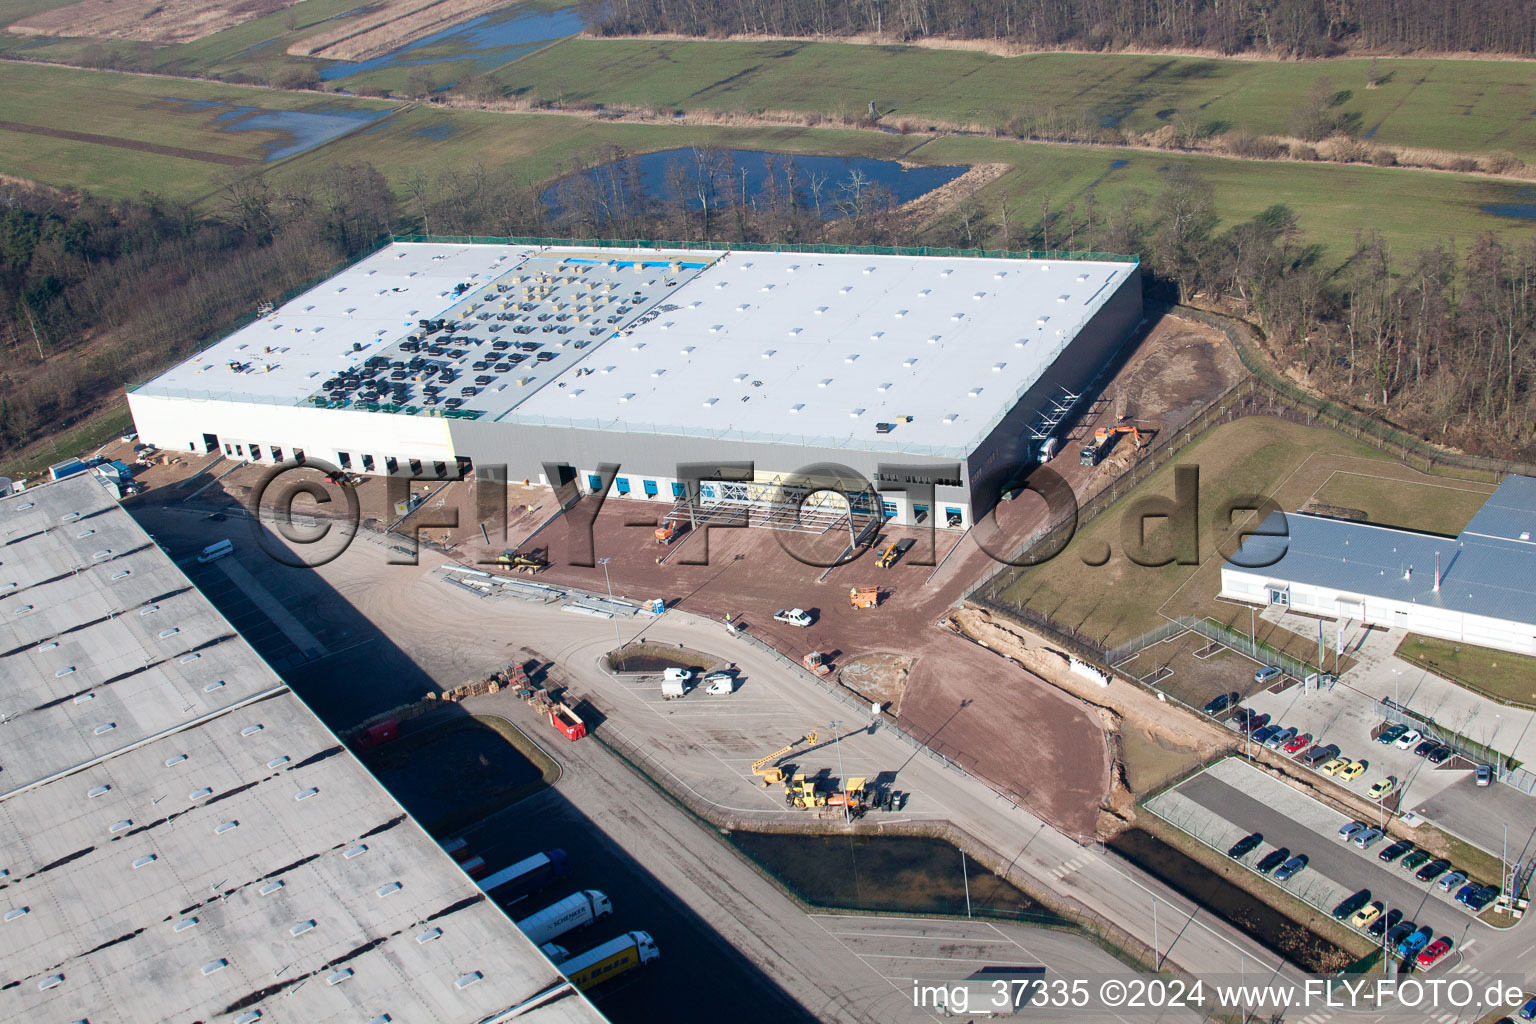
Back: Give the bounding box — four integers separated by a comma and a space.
752, 730, 816, 787
495, 549, 549, 574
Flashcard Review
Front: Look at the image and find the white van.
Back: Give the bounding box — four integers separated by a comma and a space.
702, 672, 734, 695
197, 539, 233, 564
662, 667, 693, 683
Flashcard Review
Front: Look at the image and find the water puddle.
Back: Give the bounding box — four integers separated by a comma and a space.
165, 98, 387, 161
319, 6, 581, 81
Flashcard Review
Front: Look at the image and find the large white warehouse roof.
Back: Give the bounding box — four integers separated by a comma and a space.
135, 241, 1136, 458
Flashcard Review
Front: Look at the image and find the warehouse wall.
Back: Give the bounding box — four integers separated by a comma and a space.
965, 269, 1144, 523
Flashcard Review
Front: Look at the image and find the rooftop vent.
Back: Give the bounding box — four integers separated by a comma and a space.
214, 821, 238, 835
290, 920, 316, 937
88, 784, 111, 798
259, 880, 284, 896
189, 787, 212, 800
204, 680, 225, 693
702, 398, 719, 407
376, 881, 402, 897
877, 382, 892, 392
109, 819, 131, 833
55, 666, 75, 677
968, 388, 983, 397
131, 854, 157, 869
894, 310, 908, 318
869, 331, 884, 341
762, 350, 776, 359
992, 362, 1006, 372
201, 959, 228, 976
943, 414, 959, 424
5, 907, 29, 922
455, 972, 484, 989
93, 723, 116, 735
39, 975, 63, 990
344, 844, 368, 859
295, 787, 319, 801
818, 379, 833, 388
788, 404, 804, 414
268, 756, 290, 769
234, 1012, 261, 1024
241, 724, 263, 737
174, 917, 198, 932
327, 969, 354, 986
849, 409, 865, 418
164, 754, 187, 767
417, 928, 443, 944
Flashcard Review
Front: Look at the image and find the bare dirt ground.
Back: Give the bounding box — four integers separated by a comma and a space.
0, 120, 256, 165
288, 0, 506, 61
11, 0, 299, 44
891, 161, 1008, 225
835, 652, 912, 710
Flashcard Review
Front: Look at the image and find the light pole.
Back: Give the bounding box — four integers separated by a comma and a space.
828, 720, 850, 824
1152, 896, 1158, 970
597, 557, 623, 655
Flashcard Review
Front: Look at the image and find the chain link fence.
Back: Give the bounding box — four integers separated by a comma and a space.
1375, 697, 1525, 791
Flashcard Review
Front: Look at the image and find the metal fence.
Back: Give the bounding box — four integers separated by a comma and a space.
1109, 615, 1317, 683
1374, 697, 1524, 790
391, 233, 1141, 265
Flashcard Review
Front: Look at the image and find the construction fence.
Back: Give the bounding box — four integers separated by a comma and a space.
390, 233, 1140, 265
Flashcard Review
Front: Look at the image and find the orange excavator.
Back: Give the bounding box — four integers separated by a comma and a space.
655, 521, 689, 544
1081, 421, 1148, 466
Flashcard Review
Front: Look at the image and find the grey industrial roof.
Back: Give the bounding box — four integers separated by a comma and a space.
1224, 477, 1536, 625
0, 476, 605, 1024
132, 241, 1135, 458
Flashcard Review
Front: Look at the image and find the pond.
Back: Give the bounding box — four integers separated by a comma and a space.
728, 831, 1066, 924
543, 148, 968, 219
1480, 185, 1536, 220
319, 6, 582, 81
166, 98, 387, 161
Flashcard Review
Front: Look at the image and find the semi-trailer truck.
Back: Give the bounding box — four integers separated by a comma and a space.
477, 849, 571, 907
515, 890, 613, 946
557, 931, 660, 991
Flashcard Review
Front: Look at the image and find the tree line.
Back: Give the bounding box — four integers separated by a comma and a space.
1, 152, 1530, 466
577, 0, 1536, 57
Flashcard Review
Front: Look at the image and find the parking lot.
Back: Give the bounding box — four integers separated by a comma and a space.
1148, 759, 1482, 956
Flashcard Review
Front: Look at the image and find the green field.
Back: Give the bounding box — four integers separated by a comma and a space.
1397, 635, 1536, 708
985, 417, 1468, 650
499, 39, 1536, 163
0, 63, 395, 196
1311, 472, 1491, 536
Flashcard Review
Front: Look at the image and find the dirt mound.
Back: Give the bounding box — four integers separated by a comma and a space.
836, 652, 913, 710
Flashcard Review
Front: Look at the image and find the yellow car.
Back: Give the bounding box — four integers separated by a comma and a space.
1350, 901, 1384, 929
1369, 777, 1399, 799
1339, 759, 1368, 782
1320, 756, 1351, 776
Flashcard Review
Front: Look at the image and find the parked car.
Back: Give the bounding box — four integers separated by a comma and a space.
1337, 821, 1366, 842
1254, 666, 1283, 684
1378, 723, 1409, 745
1416, 937, 1453, 968
1455, 882, 1480, 905
1227, 832, 1263, 859
1320, 756, 1352, 776
1265, 726, 1298, 750
1256, 847, 1290, 874
1520, 995, 1536, 1021
1476, 764, 1494, 786
1437, 871, 1467, 893
1242, 713, 1272, 735
1401, 850, 1432, 872
1339, 759, 1368, 781
1369, 777, 1399, 800
1428, 744, 1454, 765
1378, 839, 1414, 863
1349, 901, 1385, 929
1397, 926, 1434, 959
1414, 739, 1439, 758
1462, 885, 1498, 911
1332, 888, 1372, 920
1416, 858, 1452, 883
1283, 732, 1312, 755
1384, 920, 1415, 947
1203, 691, 1240, 715
1252, 724, 1281, 745
1368, 908, 1403, 938
1352, 827, 1384, 849
1227, 707, 1255, 730
1394, 729, 1423, 750
1304, 743, 1341, 766
1274, 854, 1309, 881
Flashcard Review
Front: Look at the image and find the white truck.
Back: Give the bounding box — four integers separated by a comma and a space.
773, 608, 813, 627
701, 671, 735, 695
516, 890, 613, 946
661, 667, 693, 699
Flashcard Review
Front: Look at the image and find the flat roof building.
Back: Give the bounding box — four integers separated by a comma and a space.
1220, 475, 1536, 656
129, 240, 1142, 531
0, 474, 608, 1024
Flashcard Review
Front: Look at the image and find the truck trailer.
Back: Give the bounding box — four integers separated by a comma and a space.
515, 890, 613, 946
477, 849, 571, 907
557, 931, 660, 991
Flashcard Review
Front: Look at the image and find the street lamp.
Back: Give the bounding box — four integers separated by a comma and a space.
597, 557, 622, 655
829, 719, 849, 824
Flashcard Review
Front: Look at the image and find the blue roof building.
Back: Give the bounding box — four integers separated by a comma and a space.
1221, 476, 1536, 656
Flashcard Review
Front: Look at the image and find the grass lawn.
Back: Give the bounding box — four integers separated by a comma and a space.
498, 39, 1536, 163
279, 105, 914, 189
0, 62, 394, 196
0, 403, 133, 482
917, 134, 1536, 259
1310, 472, 1492, 536
985, 416, 1485, 652
1396, 634, 1536, 708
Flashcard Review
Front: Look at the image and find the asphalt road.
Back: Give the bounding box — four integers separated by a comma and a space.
1178, 773, 1469, 950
